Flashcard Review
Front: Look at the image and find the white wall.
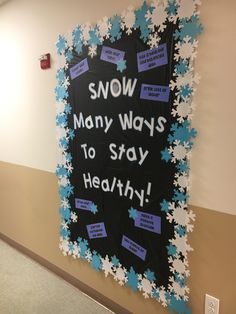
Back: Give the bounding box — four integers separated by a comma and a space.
0, 0, 235, 214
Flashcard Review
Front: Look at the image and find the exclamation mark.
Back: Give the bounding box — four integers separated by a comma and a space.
145, 182, 152, 203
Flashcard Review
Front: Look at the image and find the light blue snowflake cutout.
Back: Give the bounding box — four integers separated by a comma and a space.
166, 0, 179, 17
160, 199, 170, 213
111, 255, 119, 267
168, 121, 197, 147
161, 148, 171, 162
56, 114, 68, 127
91, 251, 102, 271
55, 85, 68, 102
59, 207, 71, 221
116, 59, 126, 72
56, 35, 67, 54
134, 1, 153, 42
173, 189, 188, 202
145, 269, 156, 281
128, 207, 137, 220
127, 267, 139, 292
73, 26, 83, 54
167, 294, 191, 314
59, 184, 74, 198
177, 160, 189, 173
174, 15, 203, 42
64, 103, 72, 114
90, 203, 98, 214
175, 59, 189, 75
56, 69, 66, 85
56, 165, 68, 177
77, 238, 88, 259
166, 244, 177, 256
179, 84, 193, 100
109, 15, 122, 43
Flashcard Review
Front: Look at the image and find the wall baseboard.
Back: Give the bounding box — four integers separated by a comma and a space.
0, 232, 132, 314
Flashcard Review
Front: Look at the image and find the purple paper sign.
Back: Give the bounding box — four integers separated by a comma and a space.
100, 46, 125, 64
75, 198, 92, 211
86, 222, 107, 239
70, 58, 89, 80
140, 84, 170, 102
134, 211, 161, 234
121, 235, 147, 261
137, 43, 168, 72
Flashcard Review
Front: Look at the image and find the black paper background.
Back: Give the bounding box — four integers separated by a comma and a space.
66, 24, 177, 288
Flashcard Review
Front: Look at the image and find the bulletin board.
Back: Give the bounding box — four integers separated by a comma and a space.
55, 1, 202, 313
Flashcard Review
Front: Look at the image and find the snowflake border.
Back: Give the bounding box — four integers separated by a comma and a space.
55, 1, 202, 313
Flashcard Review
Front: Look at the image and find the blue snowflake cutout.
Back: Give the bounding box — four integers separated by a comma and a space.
77, 238, 88, 259
56, 114, 68, 127
90, 203, 98, 214
174, 15, 203, 42
73, 26, 83, 54
175, 59, 189, 75
128, 207, 137, 220
166, 244, 177, 256
91, 251, 102, 271
56, 69, 66, 85
160, 199, 170, 213
177, 160, 189, 173
127, 267, 139, 292
109, 15, 122, 43
145, 269, 156, 281
167, 293, 192, 314
161, 148, 171, 162
134, 1, 153, 42
88, 25, 102, 46
116, 59, 127, 73
55, 85, 68, 102
111, 255, 120, 267
56, 35, 67, 54
166, 0, 179, 17
168, 121, 197, 147
59, 207, 71, 221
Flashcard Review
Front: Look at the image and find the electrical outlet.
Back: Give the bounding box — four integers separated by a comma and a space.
205, 294, 220, 314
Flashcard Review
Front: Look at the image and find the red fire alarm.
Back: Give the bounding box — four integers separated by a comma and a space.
39, 53, 51, 70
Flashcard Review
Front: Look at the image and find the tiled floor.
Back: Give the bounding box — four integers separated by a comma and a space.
0, 240, 113, 314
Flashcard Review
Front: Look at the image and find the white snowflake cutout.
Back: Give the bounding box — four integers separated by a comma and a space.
85, 249, 92, 262
71, 211, 78, 223
168, 140, 190, 163
146, 0, 168, 32
88, 44, 97, 58
169, 255, 189, 278
121, 6, 135, 35
59, 177, 70, 187
56, 54, 68, 70
138, 274, 156, 299
56, 101, 66, 115
80, 22, 91, 45
171, 98, 193, 123
168, 276, 189, 300
170, 233, 193, 255
177, 0, 200, 20
114, 264, 127, 285
175, 36, 198, 61
101, 255, 114, 277
174, 172, 189, 191
72, 242, 80, 259
147, 33, 161, 49
59, 238, 70, 256
97, 16, 111, 39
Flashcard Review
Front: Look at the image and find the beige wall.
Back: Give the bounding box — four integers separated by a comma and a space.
0, 0, 235, 214
0, 0, 236, 313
